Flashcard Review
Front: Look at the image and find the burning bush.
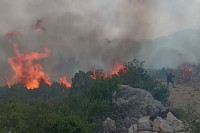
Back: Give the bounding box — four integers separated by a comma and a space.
6, 42, 73, 90
7, 42, 52, 89
60, 76, 72, 88
178, 63, 193, 83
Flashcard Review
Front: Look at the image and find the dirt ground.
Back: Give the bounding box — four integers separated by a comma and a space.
169, 80, 200, 112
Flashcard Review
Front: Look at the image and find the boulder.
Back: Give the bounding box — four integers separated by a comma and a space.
102, 117, 116, 133
138, 116, 152, 131
152, 117, 160, 132
124, 117, 138, 128
114, 97, 129, 106
152, 117, 175, 133
128, 124, 137, 133
115, 85, 166, 117
166, 112, 184, 132
99, 85, 186, 133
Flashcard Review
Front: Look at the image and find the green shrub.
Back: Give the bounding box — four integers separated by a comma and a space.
179, 105, 200, 133
152, 84, 169, 104
120, 59, 169, 103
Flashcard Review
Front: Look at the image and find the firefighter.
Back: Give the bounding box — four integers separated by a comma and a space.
166, 72, 175, 88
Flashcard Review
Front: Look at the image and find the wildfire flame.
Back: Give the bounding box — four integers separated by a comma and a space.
7, 42, 52, 89
60, 76, 72, 88
178, 53, 193, 83
90, 61, 127, 80
110, 61, 126, 76
179, 63, 192, 83
90, 71, 97, 80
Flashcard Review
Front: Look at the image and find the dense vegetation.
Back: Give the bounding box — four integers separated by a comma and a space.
0, 59, 169, 133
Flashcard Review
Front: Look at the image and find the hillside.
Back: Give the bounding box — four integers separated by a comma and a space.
139, 29, 200, 68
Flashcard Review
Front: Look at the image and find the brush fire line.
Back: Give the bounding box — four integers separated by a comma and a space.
178, 63, 192, 83
178, 54, 193, 83
6, 42, 125, 89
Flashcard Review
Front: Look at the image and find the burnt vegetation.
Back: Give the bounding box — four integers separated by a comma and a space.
0, 59, 169, 133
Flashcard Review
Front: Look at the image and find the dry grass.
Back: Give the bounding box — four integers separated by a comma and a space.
169, 80, 200, 113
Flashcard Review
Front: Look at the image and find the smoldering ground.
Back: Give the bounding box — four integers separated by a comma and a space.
0, 0, 200, 85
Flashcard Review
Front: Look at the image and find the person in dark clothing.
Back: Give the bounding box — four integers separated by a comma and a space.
166, 72, 175, 88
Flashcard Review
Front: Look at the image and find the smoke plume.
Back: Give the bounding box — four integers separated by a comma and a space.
0, 0, 200, 84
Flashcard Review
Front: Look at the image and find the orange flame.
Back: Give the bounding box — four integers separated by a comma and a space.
60, 76, 72, 88
178, 54, 192, 83
7, 42, 52, 89
110, 61, 126, 76
182, 64, 192, 78
7, 82, 12, 88
90, 61, 127, 80
179, 63, 192, 83
90, 72, 97, 80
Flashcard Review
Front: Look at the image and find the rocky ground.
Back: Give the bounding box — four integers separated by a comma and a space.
99, 85, 188, 133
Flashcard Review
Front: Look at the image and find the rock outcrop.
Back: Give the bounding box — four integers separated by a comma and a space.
100, 85, 186, 133
102, 117, 116, 133
113, 85, 166, 117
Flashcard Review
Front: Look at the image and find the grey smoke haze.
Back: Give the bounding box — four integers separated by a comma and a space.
0, 0, 200, 84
